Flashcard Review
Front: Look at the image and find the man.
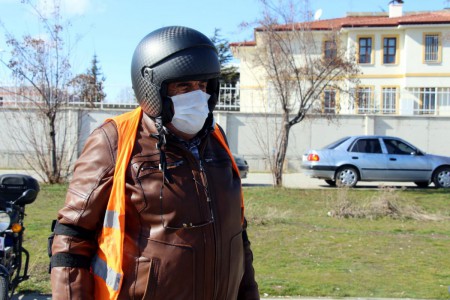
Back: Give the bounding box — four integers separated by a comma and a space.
50, 26, 260, 300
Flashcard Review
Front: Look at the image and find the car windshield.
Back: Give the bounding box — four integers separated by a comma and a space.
322, 137, 351, 150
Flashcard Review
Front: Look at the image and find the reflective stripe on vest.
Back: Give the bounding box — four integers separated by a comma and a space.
92, 108, 244, 298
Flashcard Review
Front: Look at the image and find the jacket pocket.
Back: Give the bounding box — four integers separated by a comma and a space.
133, 256, 160, 300
142, 239, 195, 300
226, 231, 245, 299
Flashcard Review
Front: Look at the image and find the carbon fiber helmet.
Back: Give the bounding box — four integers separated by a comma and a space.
131, 26, 220, 119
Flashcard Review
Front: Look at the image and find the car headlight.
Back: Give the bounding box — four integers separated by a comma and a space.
0, 212, 11, 232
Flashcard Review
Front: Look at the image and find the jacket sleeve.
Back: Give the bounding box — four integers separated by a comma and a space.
51, 121, 117, 300
238, 219, 260, 300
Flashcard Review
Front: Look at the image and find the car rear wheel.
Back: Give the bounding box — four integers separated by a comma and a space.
325, 180, 336, 187
335, 166, 358, 188
433, 167, 450, 188
414, 181, 430, 188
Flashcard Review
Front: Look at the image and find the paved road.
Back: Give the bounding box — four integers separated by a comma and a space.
12, 294, 51, 300
242, 172, 418, 189
0, 169, 422, 190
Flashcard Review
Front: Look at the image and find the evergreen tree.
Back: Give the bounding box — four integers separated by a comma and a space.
210, 29, 239, 83
71, 54, 106, 105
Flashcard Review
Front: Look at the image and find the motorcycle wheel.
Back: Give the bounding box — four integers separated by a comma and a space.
0, 275, 9, 300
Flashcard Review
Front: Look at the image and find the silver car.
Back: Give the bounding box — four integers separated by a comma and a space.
301, 135, 450, 188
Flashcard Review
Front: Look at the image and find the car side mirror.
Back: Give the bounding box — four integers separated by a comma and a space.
411, 150, 424, 156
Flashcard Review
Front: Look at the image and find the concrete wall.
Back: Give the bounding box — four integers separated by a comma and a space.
1, 108, 449, 172
217, 112, 450, 172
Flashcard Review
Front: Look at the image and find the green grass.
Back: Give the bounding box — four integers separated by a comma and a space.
244, 187, 450, 299
16, 185, 450, 298
16, 184, 67, 294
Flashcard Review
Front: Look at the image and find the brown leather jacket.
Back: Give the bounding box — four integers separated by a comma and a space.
50, 114, 259, 300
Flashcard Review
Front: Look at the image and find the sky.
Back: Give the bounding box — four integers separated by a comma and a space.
0, 0, 449, 101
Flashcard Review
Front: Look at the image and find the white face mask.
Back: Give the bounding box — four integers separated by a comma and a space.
170, 90, 211, 135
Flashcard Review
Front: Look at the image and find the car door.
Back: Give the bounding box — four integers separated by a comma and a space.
381, 138, 432, 181
348, 138, 386, 180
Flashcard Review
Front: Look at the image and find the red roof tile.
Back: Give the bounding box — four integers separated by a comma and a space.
232, 10, 450, 45
265, 11, 450, 30
230, 41, 256, 47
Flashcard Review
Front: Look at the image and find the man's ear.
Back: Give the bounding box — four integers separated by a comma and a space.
206, 78, 219, 112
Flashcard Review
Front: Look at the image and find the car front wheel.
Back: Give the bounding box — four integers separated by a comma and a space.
433, 167, 450, 188
335, 166, 358, 188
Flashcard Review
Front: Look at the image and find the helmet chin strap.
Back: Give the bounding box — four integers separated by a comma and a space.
152, 118, 174, 184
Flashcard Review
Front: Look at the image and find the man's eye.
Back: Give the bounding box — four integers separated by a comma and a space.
176, 83, 190, 88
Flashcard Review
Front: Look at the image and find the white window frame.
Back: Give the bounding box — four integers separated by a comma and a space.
423, 33, 441, 63
381, 87, 397, 114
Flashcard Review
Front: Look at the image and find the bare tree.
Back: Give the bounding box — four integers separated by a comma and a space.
0, 0, 80, 183
70, 54, 106, 107
236, 0, 360, 186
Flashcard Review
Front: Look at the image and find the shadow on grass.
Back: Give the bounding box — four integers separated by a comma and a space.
242, 183, 272, 187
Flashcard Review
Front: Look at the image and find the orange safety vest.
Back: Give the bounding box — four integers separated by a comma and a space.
92, 107, 244, 299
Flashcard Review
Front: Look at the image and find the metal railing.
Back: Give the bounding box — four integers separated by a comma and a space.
0, 83, 241, 111
216, 83, 240, 111
309, 87, 450, 116
3, 85, 450, 116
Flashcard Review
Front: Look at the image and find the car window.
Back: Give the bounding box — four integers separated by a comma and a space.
383, 139, 415, 155
349, 138, 382, 153
323, 137, 351, 149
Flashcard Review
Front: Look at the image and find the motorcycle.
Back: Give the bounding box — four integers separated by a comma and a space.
0, 174, 39, 300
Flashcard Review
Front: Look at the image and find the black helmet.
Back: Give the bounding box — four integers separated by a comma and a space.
131, 26, 220, 119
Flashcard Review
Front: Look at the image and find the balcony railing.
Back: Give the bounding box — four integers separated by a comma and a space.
3, 85, 450, 116
216, 83, 240, 111
307, 87, 450, 116
0, 83, 241, 111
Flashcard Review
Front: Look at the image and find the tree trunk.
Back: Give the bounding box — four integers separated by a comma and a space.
49, 115, 59, 183
273, 113, 291, 187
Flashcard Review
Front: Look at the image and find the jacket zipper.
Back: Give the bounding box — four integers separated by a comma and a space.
140, 160, 184, 171
199, 160, 220, 300
167, 137, 219, 299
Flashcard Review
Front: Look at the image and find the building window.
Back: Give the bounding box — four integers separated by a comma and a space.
323, 89, 336, 114
324, 40, 337, 60
382, 87, 397, 114
356, 87, 375, 114
419, 87, 436, 114
358, 37, 372, 64
383, 37, 397, 64
424, 33, 440, 63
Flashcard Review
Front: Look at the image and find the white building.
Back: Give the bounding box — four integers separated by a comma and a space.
231, 3, 450, 116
